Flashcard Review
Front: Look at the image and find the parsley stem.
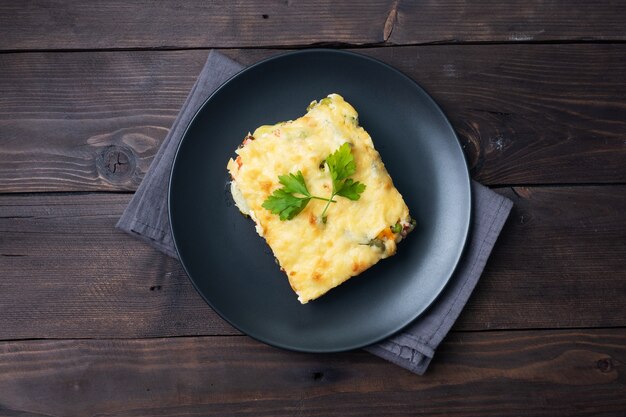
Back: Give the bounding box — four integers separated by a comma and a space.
310, 196, 337, 203
319, 192, 336, 221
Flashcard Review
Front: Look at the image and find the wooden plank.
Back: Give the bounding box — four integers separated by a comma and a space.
0, 330, 624, 416
1, 45, 625, 193
0, 186, 624, 339
457, 185, 626, 330
0, 51, 206, 192
0, 194, 237, 338
1, 1, 625, 51
388, 1, 626, 45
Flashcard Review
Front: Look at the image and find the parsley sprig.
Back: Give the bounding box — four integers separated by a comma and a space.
260, 171, 336, 221
262, 143, 366, 222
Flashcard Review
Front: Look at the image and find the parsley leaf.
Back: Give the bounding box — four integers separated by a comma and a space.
320, 143, 366, 221
325, 143, 356, 188
277, 171, 311, 198
335, 178, 366, 201
262, 188, 310, 221
262, 170, 336, 221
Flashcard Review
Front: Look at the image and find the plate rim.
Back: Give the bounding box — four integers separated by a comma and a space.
168, 48, 472, 352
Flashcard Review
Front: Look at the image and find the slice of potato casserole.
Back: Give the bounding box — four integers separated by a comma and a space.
227, 94, 414, 303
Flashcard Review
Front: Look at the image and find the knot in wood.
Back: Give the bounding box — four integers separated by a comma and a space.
312, 371, 324, 381
96, 145, 136, 184
596, 358, 613, 373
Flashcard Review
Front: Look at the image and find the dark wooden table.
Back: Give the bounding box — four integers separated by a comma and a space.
1, 2, 625, 416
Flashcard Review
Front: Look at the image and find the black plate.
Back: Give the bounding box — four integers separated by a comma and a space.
169, 50, 471, 352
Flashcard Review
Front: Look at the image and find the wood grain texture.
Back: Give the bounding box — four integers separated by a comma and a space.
388, 1, 626, 45
0, 0, 390, 50
0, 51, 207, 192
0, 186, 624, 339
458, 185, 626, 330
0, 330, 624, 416
1, 1, 625, 51
0, 193, 236, 338
1, 45, 625, 193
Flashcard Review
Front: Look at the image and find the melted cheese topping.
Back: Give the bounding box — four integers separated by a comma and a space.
227, 94, 410, 303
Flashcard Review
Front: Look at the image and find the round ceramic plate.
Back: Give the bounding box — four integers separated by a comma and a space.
169, 50, 471, 352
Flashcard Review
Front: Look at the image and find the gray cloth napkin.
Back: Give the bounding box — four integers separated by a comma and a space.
117, 50, 513, 375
